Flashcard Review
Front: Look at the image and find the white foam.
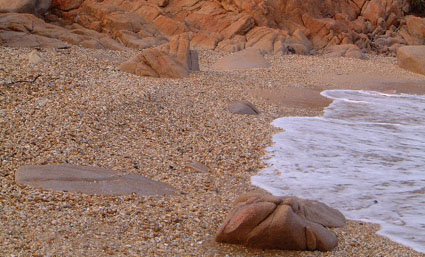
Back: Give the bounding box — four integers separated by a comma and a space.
252, 90, 425, 253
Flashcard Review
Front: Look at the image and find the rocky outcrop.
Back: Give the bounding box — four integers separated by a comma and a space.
120, 33, 199, 78
397, 45, 425, 75
216, 193, 345, 251
0, 13, 127, 49
0, 0, 423, 56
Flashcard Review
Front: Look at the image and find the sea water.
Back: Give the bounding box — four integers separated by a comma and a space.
252, 90, 425, 253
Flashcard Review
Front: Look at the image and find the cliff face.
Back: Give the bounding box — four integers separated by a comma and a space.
1, 0, 424, 55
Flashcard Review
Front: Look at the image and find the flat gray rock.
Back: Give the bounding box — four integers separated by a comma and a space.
228, 100, 260, 115
187, 160, 209, 173
212, 48, 270, 71
16, 164, 176, 196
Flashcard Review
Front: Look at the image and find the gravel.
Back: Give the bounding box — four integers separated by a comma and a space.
1, 46, 424, 256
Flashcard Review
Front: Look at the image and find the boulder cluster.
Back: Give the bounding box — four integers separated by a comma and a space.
1, 0, 424, 74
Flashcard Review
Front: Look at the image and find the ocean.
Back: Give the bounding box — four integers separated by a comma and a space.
252, 89, 425, 253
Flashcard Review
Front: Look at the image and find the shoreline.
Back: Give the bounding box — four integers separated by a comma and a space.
252, 88, 425, 254
1, 46, 425, 256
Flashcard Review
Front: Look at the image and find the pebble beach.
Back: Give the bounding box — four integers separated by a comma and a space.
1, 45, 425, 256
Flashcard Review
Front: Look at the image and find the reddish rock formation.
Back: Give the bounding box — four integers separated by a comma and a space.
216, 193, 345, 251
0, 13, 126, 50
0, 0, 423, 58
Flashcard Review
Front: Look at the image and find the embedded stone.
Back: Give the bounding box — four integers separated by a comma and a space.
16, 164, 177, 196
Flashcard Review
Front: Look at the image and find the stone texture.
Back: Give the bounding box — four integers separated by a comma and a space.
28, 50, 44, 64
191, 32, 224, 50
405, 15, 425, 45
216, 193, 345, 251
324, 44, 367, 59
0, 13, 127, 50
51, 0, 83, 11
120, 33, 199, 78
228, 100, 260, 115
16, 164, 177, 196
0, 0, 51, 16
212, 48, 269, 71
187, 160, 209, 173
0, 0, 422, 55
397, 45, 425, 75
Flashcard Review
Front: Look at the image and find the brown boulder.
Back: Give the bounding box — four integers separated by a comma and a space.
216, 193, 345, 251
120, 33, 199, 78
397, 45, 425, 75
405, 15, 425, 45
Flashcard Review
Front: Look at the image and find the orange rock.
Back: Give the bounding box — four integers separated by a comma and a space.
52, 0, 84, 11
120, 33, 199, 78
191, 32, 224, 50
397, 45, 425, 75
216, 193, 345, 251
246, 27, 289, 54
406, 15, 425, 45
216, 36, 246, 53
153, 15, 187, 37
147, 0, 169, 7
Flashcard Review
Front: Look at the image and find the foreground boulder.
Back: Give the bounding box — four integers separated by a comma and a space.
397, 45, 425, 76
120, 33, 199, 78
216, 193, 345, 251
16, 164, 176, 196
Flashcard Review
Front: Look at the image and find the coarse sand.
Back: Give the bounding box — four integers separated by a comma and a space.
1, 46, 425, 256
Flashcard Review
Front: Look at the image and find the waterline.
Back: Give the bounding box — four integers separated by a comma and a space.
252, 90, 425, 253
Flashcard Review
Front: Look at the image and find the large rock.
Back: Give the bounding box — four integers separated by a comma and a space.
120, 33, 199, 78
212, 48, 269, 71
0, 0, 51, 16
0, 13, 127, 50
16, 164, 177, 196
397, 45, 425, 75
405, 15, 425, 45
216, 193, 345, 251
